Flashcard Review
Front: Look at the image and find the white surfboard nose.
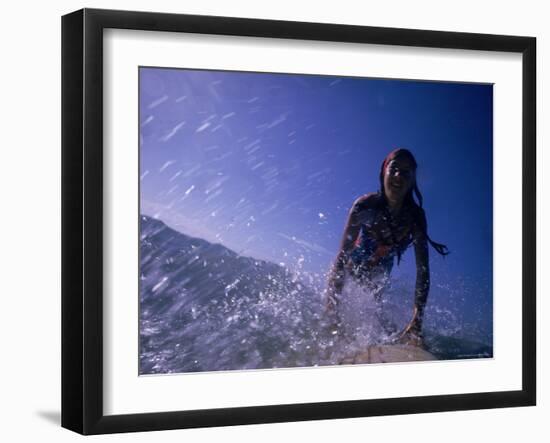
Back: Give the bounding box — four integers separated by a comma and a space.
340, 344, 437, 365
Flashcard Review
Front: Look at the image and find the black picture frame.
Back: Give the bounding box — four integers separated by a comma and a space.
61, 8, 536, 435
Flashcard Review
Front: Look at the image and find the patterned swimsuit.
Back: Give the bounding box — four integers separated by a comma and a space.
348, 199, 415, 290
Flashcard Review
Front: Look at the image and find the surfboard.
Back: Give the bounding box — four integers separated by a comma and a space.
339, 344, 437, 365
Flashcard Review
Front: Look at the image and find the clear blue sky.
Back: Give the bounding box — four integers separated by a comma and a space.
139, 67, 493, 338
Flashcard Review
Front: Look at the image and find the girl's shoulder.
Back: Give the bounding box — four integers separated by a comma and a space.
349, 193, 384, 225
352, 192, 383, 211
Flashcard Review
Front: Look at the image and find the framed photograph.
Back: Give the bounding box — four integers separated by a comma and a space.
61, 8, 536, 435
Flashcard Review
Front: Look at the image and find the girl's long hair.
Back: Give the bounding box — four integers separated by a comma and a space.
379, 148, 449, 257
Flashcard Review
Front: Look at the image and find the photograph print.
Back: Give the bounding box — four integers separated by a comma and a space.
138, 67, 493, 375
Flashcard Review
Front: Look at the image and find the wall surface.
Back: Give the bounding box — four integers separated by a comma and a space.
0, 0, 547, 441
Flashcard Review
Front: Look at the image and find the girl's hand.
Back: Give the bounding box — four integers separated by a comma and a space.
396, 307, 424, 347
323, 291, 342, 337
325, 261, 345, 310
324, 259, 347, 332
326, 291, 339, 311
396, 329, 423, 347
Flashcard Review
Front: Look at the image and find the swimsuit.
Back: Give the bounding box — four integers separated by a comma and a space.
348, 203, 414, 293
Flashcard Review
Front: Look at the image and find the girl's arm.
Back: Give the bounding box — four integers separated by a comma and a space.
412, 222, 430, 334
399, 208, 430, 342
325, 197, 365, 311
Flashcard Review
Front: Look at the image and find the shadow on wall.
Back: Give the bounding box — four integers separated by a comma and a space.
35, 410, 60, 426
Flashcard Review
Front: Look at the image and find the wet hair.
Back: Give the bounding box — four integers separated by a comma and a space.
379, 148, 449, 257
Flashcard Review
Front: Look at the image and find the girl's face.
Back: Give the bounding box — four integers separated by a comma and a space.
383, 156, 416, 202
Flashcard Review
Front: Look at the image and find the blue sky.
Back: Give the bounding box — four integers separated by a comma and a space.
139, 67, 493, 338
